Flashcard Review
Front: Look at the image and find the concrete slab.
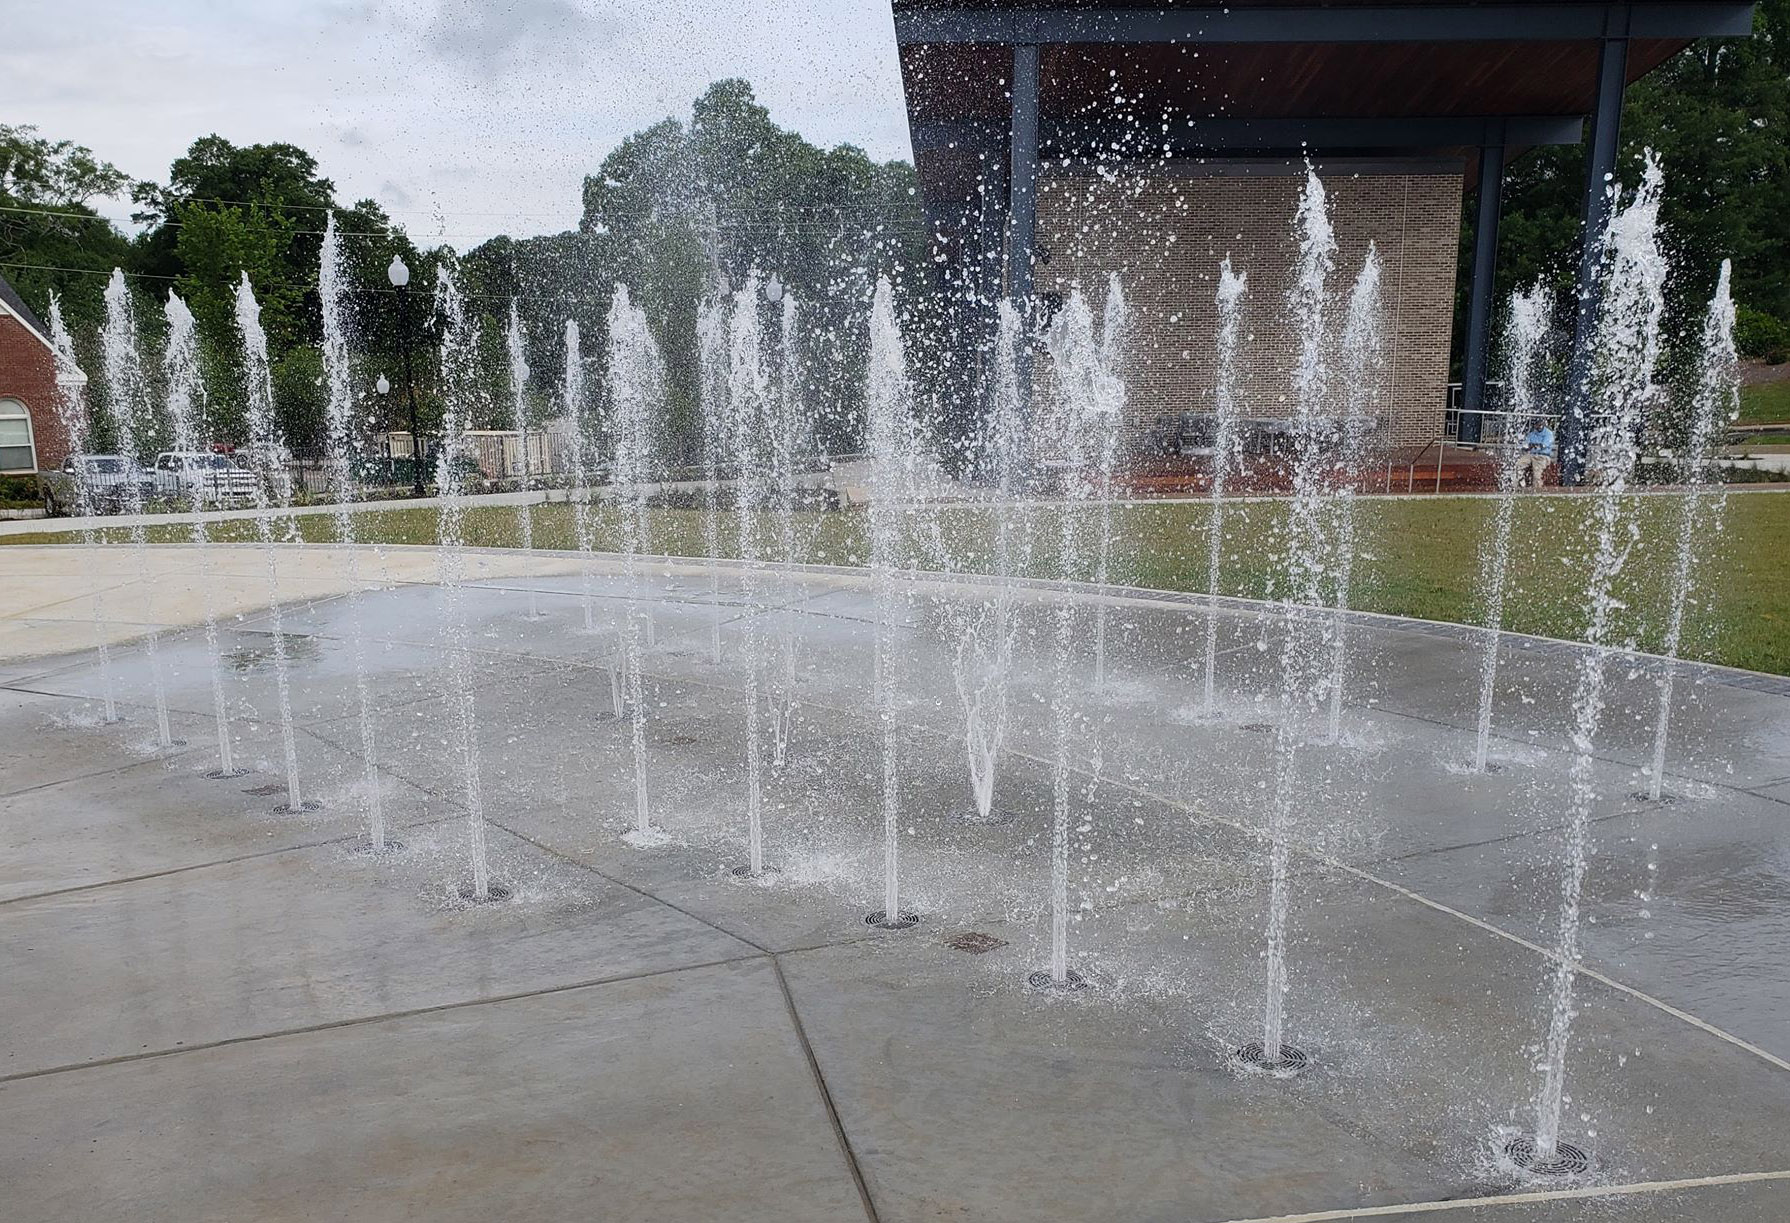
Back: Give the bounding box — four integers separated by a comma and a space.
4, 543, 1788, 1221
0, 960, 869, 1222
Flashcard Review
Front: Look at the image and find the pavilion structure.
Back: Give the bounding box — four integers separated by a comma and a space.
892, 1, 1756, 481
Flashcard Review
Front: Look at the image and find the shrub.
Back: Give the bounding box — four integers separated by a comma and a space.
1735, 306, 1790, 365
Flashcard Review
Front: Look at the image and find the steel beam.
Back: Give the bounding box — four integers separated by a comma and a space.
1008, 43, 1041, 420
1561, 36, 1630, 484
1459, 143, 1507, 445
894, 4, 1755, 45
912, 116, 1582, 156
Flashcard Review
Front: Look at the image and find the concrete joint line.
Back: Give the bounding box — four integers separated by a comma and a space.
1207, 1168, 1790, 1222
770, 955, 881, 1223
0, 951, 766, 1086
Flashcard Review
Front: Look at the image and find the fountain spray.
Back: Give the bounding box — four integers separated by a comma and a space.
46, 295, 119, 725
864, 276, 919, 928
562, 320, 603, 637
1472, 284, 1553, 774
319, 216, 387, 846
162, 292, 244, 777
99, 270, 176, 749
1256, 169, 1338, 1070
434, 264, 500, 901
727, 274, 773, 875
1322, 245, 1385, 743
698, 292, 731, 664
1529, 153, 1668, 1170
770, 287, 805, 767
235, 274, 313, 813
1037, 283, 1127, 988
505, 301, 542, 620
610, 285, 667, 846
1643, 262, 1737, 801
1202, 259, 1248, 718
956, 301, 1028, 821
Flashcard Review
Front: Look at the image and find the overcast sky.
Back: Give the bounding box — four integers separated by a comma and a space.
6, 0, 912, 245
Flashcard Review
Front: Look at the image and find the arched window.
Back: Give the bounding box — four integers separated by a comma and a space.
0, 399, 35, 474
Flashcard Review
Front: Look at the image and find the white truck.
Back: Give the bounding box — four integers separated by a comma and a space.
152, 451, 259, 506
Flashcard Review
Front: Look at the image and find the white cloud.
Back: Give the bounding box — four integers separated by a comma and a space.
4, 0, 912, 245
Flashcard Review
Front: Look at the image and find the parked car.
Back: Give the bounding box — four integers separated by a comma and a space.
40, 454, 153, 515
152, 451, 259, 506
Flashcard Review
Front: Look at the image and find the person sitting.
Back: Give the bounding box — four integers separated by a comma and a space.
1520, 419, 1556, 489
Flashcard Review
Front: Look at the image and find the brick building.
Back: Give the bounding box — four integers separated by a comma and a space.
0, 274, 77, 476
892, 1, 1755, 475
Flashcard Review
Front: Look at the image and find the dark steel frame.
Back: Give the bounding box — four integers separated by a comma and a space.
901, 3, 1751, 473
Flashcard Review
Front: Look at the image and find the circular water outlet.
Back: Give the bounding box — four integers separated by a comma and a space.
1231, 1040, 1310, 1075
961, 808, 1019, 827
457, 880, 514, 904
273, 799, 324, 815
864, 909, 920, 930
205, 767, 252, 780
160, 738, 189, 750
1503, 1136, 1589, 1177
729, 864, 779, 880
354, 837, 407, 856
1025, 968, 1089, 992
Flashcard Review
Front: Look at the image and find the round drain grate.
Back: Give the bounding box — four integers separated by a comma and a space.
273, 799, 324, 815
864, 909, 920, 930
1504, 1136, 1589, 1177
1026, 968, 1089, 992
1628, 790, 1678, 805
205, 767, 252, 780
728, 864, 779, 880
1240, 723, 1275, 735
1232, 1040, 1310, 1075
961, 808, 1018, 826
355, 838, 407, 856
457, 881, 514, 904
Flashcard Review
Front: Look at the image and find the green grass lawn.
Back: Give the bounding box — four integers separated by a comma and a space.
12, 489, 1789, 675
1739, 378, 1790, 425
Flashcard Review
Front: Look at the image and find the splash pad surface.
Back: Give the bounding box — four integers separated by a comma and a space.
2, 544, 1788, 1221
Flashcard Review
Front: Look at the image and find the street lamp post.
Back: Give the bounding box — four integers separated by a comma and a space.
388, 255, 425, 496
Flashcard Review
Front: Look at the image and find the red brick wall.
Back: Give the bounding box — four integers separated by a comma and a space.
0, 314, 68, 472
1035, 160, 1464, 455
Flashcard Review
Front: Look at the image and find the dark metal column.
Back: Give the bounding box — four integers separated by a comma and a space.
1459, 141, 1506, 445
1561, 33, 1629, 484
1007, 42, 1041, 416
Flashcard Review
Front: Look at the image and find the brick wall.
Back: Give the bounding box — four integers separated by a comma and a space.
1034, 160, 1463, 455
0, 314, 68, 473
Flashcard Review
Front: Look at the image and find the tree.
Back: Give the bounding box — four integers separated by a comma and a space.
0, 124, 136, 328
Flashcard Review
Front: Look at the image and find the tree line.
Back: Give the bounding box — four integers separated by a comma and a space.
5, 4, 1788, 464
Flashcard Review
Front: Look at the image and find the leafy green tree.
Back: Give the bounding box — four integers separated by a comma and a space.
0, 124, 137, 327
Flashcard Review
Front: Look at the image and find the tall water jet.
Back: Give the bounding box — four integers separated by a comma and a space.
434, 264, 501, 900
163, 291, 244, 777
1037, 283, 1127, 988
562, 320, 602, 636
609, 285, 667, 846
864, 276, 919, 928
1088, 275, 1129, 692
1472, 284, 1553, 774
100, 269, 176, 749
1254, 168, 1338, 1070
1322, 244, 1385, 743
505, 301, 542, 620
956, 301, 1027, 821
727, 275, 773, 875
1644, 261, 1736, 801
1526, 153, 1667, 1172
235, 274, 314, 813
46, 295, 119, 724
769, 285, 805, 767
319, 216, 387, 846
697, 292, 731, 664
1201, 260, 1248, 718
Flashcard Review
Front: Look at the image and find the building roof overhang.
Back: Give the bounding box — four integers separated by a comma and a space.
894, 1, 1756, 222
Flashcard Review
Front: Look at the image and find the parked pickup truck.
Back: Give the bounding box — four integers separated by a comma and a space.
152, 451, 259, 506
39, 454, 154, 516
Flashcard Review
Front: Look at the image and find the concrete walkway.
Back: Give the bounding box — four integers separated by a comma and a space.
2, 545, 1788, 1220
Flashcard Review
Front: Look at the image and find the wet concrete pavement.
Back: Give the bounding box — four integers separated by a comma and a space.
1, 542, 1787, 1221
